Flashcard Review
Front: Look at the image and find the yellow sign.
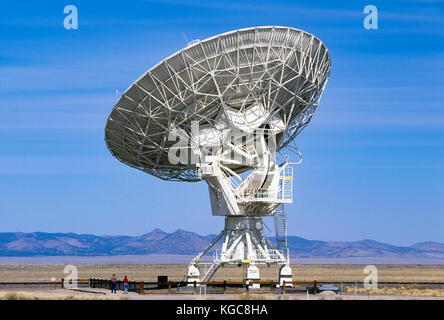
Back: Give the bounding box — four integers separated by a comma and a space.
284, 177, 292, 180
242, 259, 251, 264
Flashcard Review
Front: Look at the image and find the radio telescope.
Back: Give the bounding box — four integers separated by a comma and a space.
105, 26, 331, 284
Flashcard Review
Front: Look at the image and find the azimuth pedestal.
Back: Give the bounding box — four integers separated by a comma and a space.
187, 216, 292, 285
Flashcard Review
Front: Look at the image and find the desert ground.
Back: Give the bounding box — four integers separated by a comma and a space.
0, 264, 443, 300
1, 263, 443, 282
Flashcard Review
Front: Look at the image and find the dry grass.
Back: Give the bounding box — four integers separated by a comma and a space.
0, 264, 442, 283
343, 285, 444, 297
0, 290, 126, 300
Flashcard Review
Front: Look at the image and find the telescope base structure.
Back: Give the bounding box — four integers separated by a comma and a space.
279, 265, 293, 287
186, 216, 292, 285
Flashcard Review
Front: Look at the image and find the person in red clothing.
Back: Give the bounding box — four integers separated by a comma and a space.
123, 275, 129, 294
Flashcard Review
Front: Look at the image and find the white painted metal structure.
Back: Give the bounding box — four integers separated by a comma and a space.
105, 26, 331, 283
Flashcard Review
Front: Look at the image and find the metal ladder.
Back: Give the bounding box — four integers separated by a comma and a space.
282, 165, 293, 201
274, 204, 289, 259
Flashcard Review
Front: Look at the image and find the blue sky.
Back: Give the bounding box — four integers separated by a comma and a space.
0, 0, 443, 246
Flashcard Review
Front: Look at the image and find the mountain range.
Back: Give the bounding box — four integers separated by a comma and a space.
1, 229, 443, 262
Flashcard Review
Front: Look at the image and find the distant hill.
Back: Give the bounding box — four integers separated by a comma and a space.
0, 230, 443, 261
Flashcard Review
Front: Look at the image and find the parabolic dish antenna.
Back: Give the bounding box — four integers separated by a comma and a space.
105, 26, 331, 284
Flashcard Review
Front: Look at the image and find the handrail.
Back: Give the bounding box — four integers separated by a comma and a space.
168, 280, 275, 294
213, 248, 287, 263
61, 278, 91, 289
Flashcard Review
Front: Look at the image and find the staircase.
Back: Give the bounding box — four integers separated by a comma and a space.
201, 262, 222, 282
274, 204, 289, 259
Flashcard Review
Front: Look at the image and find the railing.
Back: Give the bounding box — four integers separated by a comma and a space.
2, 278, 317, 295
282, 281, 318, 294
213, 249, 287, 264
237, 188, 278, 200
61, 278, 91, 289
89, 278, 157, 294
236, 163, 293, 203
167, 280, 276, 295
72, 278, 318, 295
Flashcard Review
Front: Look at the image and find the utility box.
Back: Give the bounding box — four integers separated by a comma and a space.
158, 275, 168, 289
